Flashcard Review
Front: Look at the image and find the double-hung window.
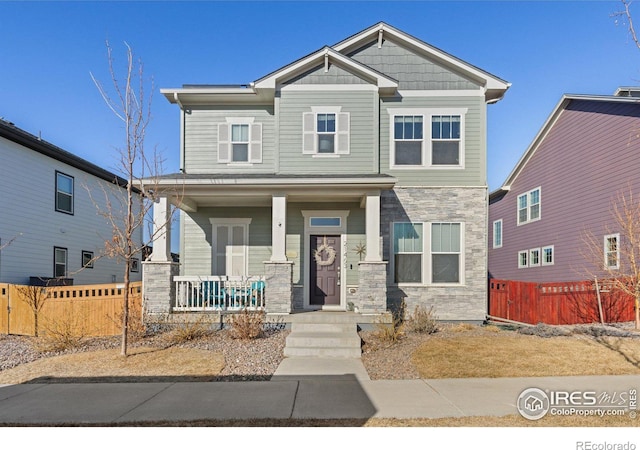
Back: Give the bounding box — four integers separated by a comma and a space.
303, 108, 350, 155
431, 115, 461, 165
54, 247, 67, 278
218, 119, 262, 164
392, 222, 463, 284
517, 187, 541, 225
542, 245, 554, 266
393, 222, 423, 283
604, 234, 620, 270
431, 223, 461, 283
394, 116, 423, 165
55, 171, 74, 214
389, 108, 466, 168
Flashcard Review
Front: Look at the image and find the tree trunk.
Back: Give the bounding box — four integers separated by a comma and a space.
121, 261, 130, 356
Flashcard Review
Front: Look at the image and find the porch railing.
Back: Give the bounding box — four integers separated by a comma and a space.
173, 275, 265, 311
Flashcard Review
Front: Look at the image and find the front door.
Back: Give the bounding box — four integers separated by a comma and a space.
310, 235, 341, 307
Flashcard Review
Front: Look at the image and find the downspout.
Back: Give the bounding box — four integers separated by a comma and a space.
174, 93, 186, 172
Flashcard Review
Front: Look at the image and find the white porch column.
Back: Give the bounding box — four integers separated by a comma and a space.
365, 191, 382, 262
271, 194, 287, 262
150, 196, 171, 262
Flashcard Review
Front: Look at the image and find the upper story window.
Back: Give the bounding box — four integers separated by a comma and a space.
432, 115, 461, 165
55, 171, 74, 215
394, 116, 423, 165
389, 108, 466, 169
303, 108, 350, 156
517, 187, 541, 225
492, 219, 503, 249
218, 118, 262, 164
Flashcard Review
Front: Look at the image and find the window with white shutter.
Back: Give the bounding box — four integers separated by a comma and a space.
218, 119, 262, 164
302, 108, 350, 155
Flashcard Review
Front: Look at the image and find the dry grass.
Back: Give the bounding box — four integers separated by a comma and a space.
0, 347, 225, 384
411, 332, 640, 379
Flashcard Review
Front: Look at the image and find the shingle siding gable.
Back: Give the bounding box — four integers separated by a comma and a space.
347, 38, 479, 90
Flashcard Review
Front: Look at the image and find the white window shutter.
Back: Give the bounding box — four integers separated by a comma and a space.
218, 123, 231, 163
336, 112, 350, 154
249, 123, 262, 163
302, 112, 316, 154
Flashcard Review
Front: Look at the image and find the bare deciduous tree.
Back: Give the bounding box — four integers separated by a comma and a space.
15, 283, 50, 337
582, 189, 640, 329
90, 42, 177, 356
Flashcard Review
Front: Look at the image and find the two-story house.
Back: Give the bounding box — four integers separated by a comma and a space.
143, 23, 510, 323
0, 119, 143, 285
489, 88, 640, 283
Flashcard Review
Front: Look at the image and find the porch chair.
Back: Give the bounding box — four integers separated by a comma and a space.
200, 281, 227, 309
249, 280, 265, 307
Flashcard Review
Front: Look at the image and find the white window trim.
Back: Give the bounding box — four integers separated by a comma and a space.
303, 106, 350, 156
218, 117, 262, 164
493, 219, 503, 249
388, 108, 467, 170
517, 187, 541, 226
604, 233, 620, 270
529, 248, 541, 267
390, 221, 465, 286
518, 250, 528, 269
209, 218, 252, 277
54, 246, 68, 278
542, 245, 554, 266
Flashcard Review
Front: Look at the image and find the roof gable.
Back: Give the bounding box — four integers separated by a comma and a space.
253, 46, 398, 95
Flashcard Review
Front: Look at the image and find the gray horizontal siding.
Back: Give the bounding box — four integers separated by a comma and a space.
380, 95, 485, 186
183, 106, 275, 174
278, 90, 377, 174
348, 38, 479, 91
489, 99, 640, 282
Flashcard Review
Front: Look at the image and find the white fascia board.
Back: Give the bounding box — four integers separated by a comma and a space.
253, 47, 397, 94
152, 176, 397, 189
160, 87, 265, 106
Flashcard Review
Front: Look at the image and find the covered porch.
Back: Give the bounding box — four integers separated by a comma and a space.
142, 174, 396, 320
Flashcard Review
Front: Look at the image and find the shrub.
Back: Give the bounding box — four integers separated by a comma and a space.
168, 317, 211, 344
229, 309, 265, 340
406, 305, 439, 334
36, 316, 86, 353
371, 312, 404, 346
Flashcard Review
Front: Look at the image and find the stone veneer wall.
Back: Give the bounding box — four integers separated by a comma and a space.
381, 187, 488, 322
264, 261, 293, 314
142, 261, 180, 320
355, 261, 388, 313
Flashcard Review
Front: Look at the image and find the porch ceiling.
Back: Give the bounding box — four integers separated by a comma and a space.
147, 173, 397, 211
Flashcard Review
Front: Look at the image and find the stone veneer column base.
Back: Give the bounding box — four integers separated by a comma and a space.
264, 261, 294, 314
356, 261, 388, 314
142, 261, 179, 323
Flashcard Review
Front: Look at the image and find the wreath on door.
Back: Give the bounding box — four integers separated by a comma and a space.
314, 236, 337, 266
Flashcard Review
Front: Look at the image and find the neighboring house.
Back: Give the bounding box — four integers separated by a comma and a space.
489, 88, 640, 282
0, 119, 143, 285
143, 22, 510, 322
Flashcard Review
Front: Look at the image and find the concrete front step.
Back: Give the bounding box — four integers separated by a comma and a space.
283, 312, 363, 358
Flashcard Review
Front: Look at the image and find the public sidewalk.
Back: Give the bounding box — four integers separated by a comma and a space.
0, 358, 638, 424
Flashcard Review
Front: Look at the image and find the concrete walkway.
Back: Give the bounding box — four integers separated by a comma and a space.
0, 358, 638, 424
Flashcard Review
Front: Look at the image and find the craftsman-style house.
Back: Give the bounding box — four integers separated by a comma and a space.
143, 23, 510, 323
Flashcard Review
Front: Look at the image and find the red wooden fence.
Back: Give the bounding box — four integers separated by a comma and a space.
488, 279, 636, 325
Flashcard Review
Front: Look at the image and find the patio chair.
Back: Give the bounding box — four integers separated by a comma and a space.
201, 280, 226, 309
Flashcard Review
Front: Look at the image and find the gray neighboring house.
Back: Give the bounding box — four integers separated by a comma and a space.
144, 22, 510, 322
0, 119, 143, 285
489, 87, 640, 283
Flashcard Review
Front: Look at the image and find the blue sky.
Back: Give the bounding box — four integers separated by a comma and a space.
1, 0, 639, 192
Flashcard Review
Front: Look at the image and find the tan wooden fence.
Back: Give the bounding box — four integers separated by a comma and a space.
0, 282, 142, 336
